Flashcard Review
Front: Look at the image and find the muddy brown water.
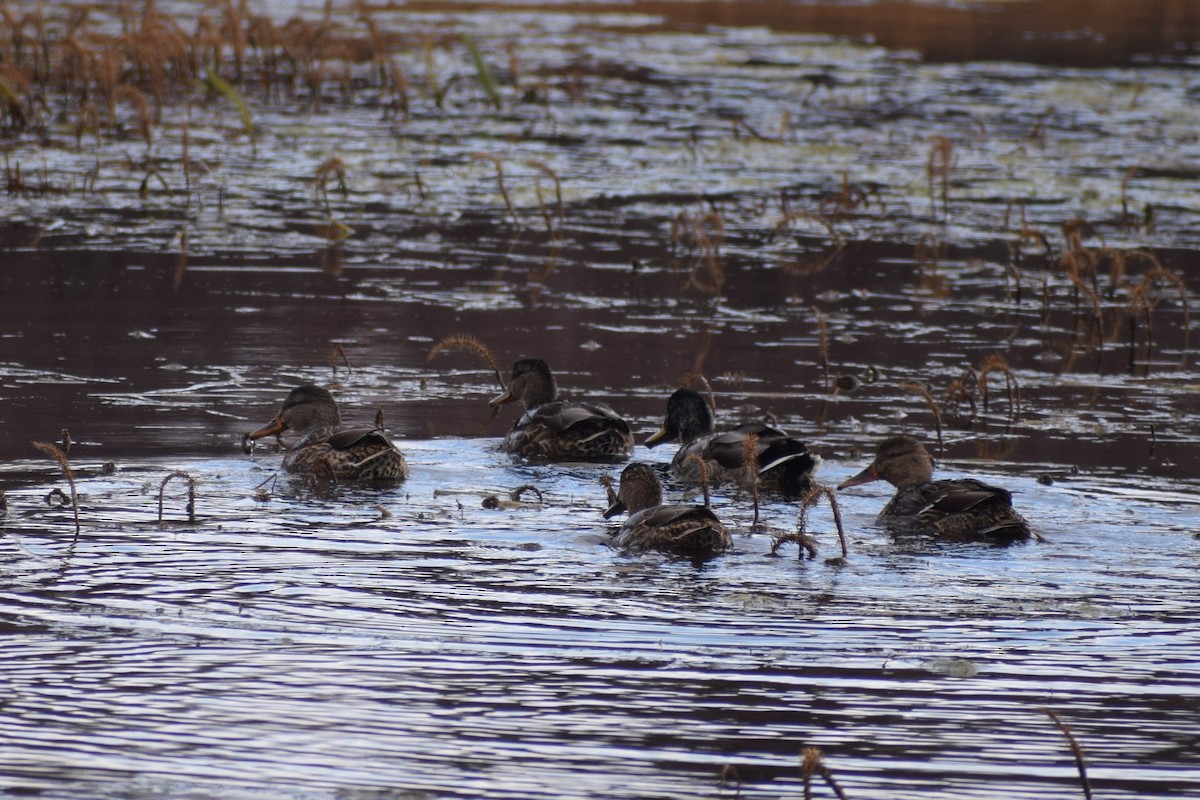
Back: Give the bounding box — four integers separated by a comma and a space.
2, 1, 1199, 798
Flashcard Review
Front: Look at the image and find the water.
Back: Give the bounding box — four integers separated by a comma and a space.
2, 1, 1199, 798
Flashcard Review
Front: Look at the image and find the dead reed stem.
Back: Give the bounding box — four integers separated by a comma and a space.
740, 431, 760, 523
158, 470, 197, 524
472, 153, 521, 230
814, 307, 830, 389
801, 747, 850, 800
798, 483, 848, 560
899, 380, 943, 450
684, 453, 712, 509
427, 333, 505, 389
1043, 709, 1092, 800
32, 440, 79, 535
978, 353, 1021, 420
331, 343, 352, 377
927, 135, 953, 220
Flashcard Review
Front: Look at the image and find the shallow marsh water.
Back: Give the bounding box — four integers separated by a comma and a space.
1, 1, 1199, 798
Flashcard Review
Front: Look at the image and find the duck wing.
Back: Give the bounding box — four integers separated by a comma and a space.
896, 479, 1031, 541
702, 423, 818, 491
617, 504, 731, 555
326, 426, 396, 451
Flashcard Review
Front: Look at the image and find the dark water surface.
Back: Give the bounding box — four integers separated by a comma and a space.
1, 1, 1199, 798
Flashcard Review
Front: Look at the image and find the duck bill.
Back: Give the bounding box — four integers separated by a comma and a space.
489, 387, 516, 407
644, 426, 670, 447
247, 415, 288, 441
837, 462, 879, 490
602, 499, 627, 519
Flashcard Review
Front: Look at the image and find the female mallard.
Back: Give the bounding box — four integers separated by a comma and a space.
837, 435, 1031, 542
490, 358, 634, 462
246, 384, 408, 482
646, 388, 819, 494
603, 463, 731, 557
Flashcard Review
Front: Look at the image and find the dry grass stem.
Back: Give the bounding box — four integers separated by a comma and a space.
814, 307, 830, 389
900, 380, 943, 449
427, 333, 504, 389
158, 470, 197, 524
471, 153, 521, 230
977, 353, 1021, 420
684, 453, 713, 509
32, 440, 79, 535
797, 483, 848, 560
331, 343, 353, 377
801, 747, 850, 800
739, 431, 760, 523
927, 136, 954, 219
1043, 709, 1092, 800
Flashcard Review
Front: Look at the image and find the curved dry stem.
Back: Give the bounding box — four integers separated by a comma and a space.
509, 484, 544, 503
800, 746, 849, 800
427, 333, 504, 389
158, 469, 197, 524
739, 431, 759, 522
331, 343, 352, 376
32, 440, 79, 536
1043, 708, 1092, 800
683, 452, 712, 509
798, 483, 848, 559
814, 307, 830, 389
978, 353, 1021, 420
471, 152, 521, 230
899, 379, 943, 449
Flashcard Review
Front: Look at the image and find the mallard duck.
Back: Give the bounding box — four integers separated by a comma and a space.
490, 358, 634, 462
645, 388, 819, 494
837, 435, 1031, 542
603, 463, 731, 557
246, 384, 408, 481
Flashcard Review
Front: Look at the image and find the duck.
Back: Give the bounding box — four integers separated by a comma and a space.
490, 358, 634, 462
645, 388, 819, 494
837, 435, 1031, 542
245, 384, 408, 481
603, 463, 731, 557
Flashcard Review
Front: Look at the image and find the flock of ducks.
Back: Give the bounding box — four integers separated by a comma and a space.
245, 359, 1032, 557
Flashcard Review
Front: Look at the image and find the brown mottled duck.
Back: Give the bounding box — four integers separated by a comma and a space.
837, 435, 1031, 543
603, 463, 731, 557
490, 358, 634, 462
246, 384, 407, 482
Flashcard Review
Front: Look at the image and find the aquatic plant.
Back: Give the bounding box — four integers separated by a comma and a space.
31, 439, 79, 535
927, 135, 954, 220
1044, 708, 1092, 800
157, 470, 197, 525
427, 333, 505, 389
471, 153, 521, 230
900, 379, 944, 449
801, 746, 850, 799
462, 34, 501, 110
978, 353, 1021, 420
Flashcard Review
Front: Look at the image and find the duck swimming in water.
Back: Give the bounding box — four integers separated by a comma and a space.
645, 388, 819, 494
246, 384, 408, 482
603, 463, 731, 557
490, 358, 634, 462
837, 435, 1030, 542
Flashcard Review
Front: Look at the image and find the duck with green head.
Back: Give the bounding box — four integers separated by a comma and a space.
246, 384, 408, 482
490, 358, 634, 462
